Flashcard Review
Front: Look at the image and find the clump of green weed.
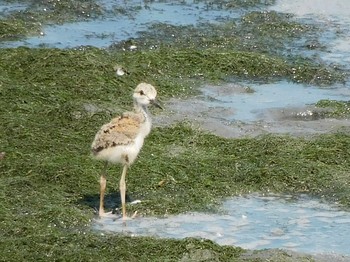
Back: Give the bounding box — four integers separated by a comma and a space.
316, 99, 350, 118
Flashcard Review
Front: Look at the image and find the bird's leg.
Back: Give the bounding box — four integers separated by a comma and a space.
119, 164, 128, 220
99, 162, 108, 217
119, 164, 138, 221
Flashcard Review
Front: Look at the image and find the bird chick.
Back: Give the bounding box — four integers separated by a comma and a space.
91, 83, 161, 219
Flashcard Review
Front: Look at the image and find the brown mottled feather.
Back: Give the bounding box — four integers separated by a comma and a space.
92, 111, 145, 155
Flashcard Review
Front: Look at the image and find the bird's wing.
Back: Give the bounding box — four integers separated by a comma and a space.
91, 114, 142, 154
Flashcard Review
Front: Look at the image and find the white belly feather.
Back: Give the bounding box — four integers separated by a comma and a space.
93, 119, 151, 165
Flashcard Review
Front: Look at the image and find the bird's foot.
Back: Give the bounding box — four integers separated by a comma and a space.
122, 211, 138, 220
99, 210, 120, 219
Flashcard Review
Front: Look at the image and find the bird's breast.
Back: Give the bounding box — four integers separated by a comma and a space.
139, 117, 152, 137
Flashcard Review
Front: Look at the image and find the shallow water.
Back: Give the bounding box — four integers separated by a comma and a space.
0, 0, 243, 48
94, 194, 350, 256
202, 81, 347, 122
155, 81, 350, 138
2, 0, 350, 67
0, 2, 27, 16
270, 0, 350, 68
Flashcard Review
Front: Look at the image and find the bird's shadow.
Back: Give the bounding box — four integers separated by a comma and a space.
78, 191, 134, 214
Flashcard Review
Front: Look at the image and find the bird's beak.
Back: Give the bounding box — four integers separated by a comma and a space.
151, 99, 163, 109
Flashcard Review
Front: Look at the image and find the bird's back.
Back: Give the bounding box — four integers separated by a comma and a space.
91, 110, 150, 164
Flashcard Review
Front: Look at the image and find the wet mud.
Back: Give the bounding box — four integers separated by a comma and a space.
155, 82, 350, 138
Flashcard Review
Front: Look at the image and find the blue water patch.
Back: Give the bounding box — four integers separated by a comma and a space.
0, 2, 27, 16
0, 1, 243, 48
269, 0, 350, 69
94, 194, 350, 256
202, 81, 349, 122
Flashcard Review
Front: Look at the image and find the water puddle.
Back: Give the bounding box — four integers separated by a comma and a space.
94, 194, 350, 257
155, 81, 350, 138
2, 0, 350, 66
0, 0, 244, 48
0, 2, 27, 16
270, 0, 350, 68
202, 81, 347, 122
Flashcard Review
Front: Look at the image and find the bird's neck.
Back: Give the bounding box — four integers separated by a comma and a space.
133, 102, 150, 121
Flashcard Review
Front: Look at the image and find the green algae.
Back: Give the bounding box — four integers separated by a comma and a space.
224, 0, 276, 8
240, 11, 310, 37
0, 1, 347, 86
0, 18, 41, 40
316, 99, 350, 118
130, 125, 350, 215
135, 10, 313, 55
120, 12, 345, 85
0, 46, 344, 102
0, 45, 349, 261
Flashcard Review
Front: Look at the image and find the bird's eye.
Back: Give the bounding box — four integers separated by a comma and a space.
139, 90, 145, 95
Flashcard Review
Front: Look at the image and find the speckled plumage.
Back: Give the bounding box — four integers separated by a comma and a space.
91, 83, 160, 219
91, 109, 149, 165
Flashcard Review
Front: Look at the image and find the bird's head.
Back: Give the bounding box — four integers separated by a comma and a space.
133, 83, 162, 109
